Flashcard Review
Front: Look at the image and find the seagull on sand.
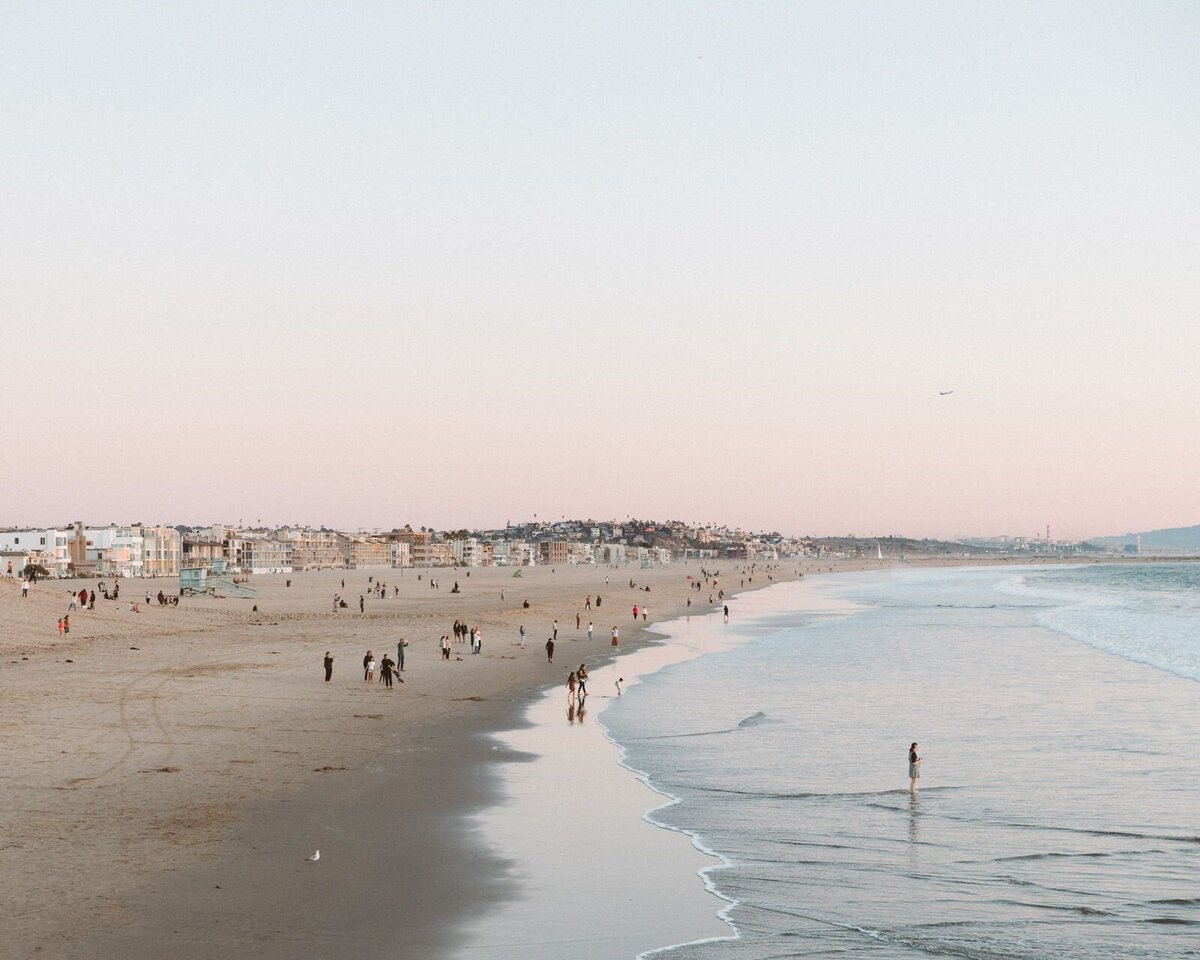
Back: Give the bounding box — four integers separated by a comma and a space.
306, 850, 320, 862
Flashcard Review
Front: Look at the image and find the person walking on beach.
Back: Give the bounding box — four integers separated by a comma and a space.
545, 637, 555, 663
359, 595, 365, 613
324, 651, 333, 682
363, 650, 374, 682
519, 624, 526, 648
576, 664, 588, 698
553, 619, 558, 641
587, 621, 593, 641
567, 671, 577, 705
380, 655, 396, 689
585, 595, 592, 610
615, 677, 623, 696
397, 639, 408, 672
21, 578, 29, 598
440, 635, 451, 660
576, 612, 581, 630
632, 604, 638, 620
641, 605, 648, 622
723, 604, 729, 623
611, 626, 619, 647
909, 742, 922, 792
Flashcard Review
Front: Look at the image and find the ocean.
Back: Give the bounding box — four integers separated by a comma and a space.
601, 564, 1200, 959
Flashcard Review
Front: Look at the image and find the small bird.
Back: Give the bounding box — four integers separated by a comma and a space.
306, 850, 320, 862
938, 390, 955, 396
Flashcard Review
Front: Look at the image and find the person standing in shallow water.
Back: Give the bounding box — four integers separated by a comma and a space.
909, 742, 922, 792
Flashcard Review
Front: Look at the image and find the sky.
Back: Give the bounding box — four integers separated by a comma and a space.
2, 1, 1197, 540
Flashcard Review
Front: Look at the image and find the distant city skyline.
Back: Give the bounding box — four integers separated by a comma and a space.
4, 3, 1197, 541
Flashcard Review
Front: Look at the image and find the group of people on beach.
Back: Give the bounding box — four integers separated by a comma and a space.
450, 619, 483, 653
359, 649, 404, 688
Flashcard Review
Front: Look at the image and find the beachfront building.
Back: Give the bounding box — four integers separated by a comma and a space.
344, 536, 390, 569
98, 527, 146, 578
567, 542, 594, 565
596, 543, 627, 564
450, 537, 482, 566
0, 529, 58, 574
245, 538, 292, 574
537, 541, 569, 566
393, 529, 432, 566
389, 540, 411, 567
487, 540, 512, 565
142, 526, 182, 577
223, 536, 253, 573
279, 528, 345, 570
182, 537, 224, 568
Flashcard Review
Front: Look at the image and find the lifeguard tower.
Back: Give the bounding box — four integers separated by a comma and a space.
179, 558, 258, 599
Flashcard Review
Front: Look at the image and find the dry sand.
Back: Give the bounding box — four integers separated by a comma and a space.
0, 555, 1091, 958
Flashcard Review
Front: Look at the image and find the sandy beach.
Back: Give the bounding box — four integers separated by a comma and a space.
0, 555, 1112, 959
0, 560, 789, 958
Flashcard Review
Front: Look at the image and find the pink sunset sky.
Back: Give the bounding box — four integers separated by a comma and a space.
3, 3, 1197, 541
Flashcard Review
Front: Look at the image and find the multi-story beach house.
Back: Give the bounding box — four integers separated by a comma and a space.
182, 537, 224, 569
392, 528, 432, 565
248, 538, 292, 574
344, 536, 390, 569
450, 537, 482, 566
278, 528, 345, 569
537, 540, 569, 566
142, 526, 182, 577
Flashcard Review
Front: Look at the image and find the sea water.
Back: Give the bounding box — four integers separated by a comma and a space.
602, 564, 1200, 959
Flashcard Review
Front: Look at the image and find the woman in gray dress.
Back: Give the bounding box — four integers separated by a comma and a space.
908, 742, 922, 792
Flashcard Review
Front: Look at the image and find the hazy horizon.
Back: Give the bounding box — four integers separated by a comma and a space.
4, 2, 1197, 540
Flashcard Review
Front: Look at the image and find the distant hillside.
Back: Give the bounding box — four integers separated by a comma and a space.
1087, 523, 1200, 552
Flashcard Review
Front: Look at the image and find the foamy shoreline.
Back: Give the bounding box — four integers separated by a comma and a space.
450, 576, 863, 960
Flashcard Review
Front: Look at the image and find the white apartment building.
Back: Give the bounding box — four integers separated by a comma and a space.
389, 540, 411, 567
597, 543, 627, 564
246, 538, 293, 574
450, 537, 482, 566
